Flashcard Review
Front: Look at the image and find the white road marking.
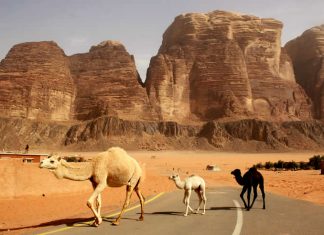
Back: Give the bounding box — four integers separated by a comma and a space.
232, 200, 243, 235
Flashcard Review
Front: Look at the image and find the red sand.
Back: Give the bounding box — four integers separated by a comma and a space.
0, 151, 323, 234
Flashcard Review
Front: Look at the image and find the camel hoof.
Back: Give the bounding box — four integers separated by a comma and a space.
201, 212, 205, 215
184, 214, 188, 217
91, 221, 99, 227
92, 217, 102, 227
138, 216, 144, 221
112, 221, 120, 226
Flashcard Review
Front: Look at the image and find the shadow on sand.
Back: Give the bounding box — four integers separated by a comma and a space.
145, 211, 184, 216
208, 206, 243, 210
0, 217, 93, 232
0, 215, 139, 232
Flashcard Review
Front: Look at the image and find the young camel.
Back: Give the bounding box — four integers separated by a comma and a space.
169, 173, 207, 216
231, 167, 266, 210
39, 147, 145, 227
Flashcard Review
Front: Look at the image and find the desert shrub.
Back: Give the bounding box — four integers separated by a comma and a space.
254, 157, 324, 171
299, 161, 310, 170
264, 161, 274, 169
254, 162, 263, 169
283, 161, 298, 170
308, 155, 324, 170
282, 161, 289, 169
274, 160, 284, 169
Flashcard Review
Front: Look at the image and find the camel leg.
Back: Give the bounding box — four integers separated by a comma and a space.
184, 190, 193, 216
240, 186, 248, 209
260, 181, 266, 209
91, 180, 102, 218
112, 185, 134, 226
201, 190, 207, 215
250, 185, 258, 209
194, 189, 202, 214
135, 187, 145, 221
87, 182, 107, 226
247, 186, 252, 210
96, 193, 102, 216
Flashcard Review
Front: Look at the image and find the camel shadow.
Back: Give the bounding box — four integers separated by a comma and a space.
69, 216, 138, 228
102, 216, 138, 223
1, 215, 141, 232
209, 206, 265, 211
144, 211, 184, 216
208, 206, 243, 211
0, 217, 94, 232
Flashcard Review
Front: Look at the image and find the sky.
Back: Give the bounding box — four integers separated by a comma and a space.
1, 0, 324, 80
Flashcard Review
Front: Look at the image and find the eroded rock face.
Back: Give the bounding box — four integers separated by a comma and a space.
285, 25, 324, 118
145, 11, 312, 122
69, 40, 156, 121
0, 40, 156, 122
0, 41, 74, 121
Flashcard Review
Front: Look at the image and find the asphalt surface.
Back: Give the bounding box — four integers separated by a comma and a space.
33, 187, 324, 235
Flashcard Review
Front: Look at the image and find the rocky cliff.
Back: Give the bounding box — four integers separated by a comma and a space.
0, 40, 156, 122
285, 25, 324, 118
145, 11, 312, 122
0, 41, 75, 121
1, 11, 324, 152
69, 40, 156, 121
2, 115, 324, 152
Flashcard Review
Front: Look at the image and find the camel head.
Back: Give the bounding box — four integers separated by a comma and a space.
169, 167, 181, 181
39, 155, 62, 169
169, 173, 180, 181
231, 169, 241, 177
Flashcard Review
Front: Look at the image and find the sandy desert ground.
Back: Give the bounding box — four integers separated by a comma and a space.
0, 151, 323, 235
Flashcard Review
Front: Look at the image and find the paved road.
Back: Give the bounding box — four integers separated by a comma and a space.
33, 187, 324, 235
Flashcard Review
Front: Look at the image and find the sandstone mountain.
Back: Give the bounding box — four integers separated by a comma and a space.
285, 25, 324, 119
0, 40, 156, 122
0, 41, 74, 121
145, 11, 312, 123
0, 10, 323, 151
69, 40, 156, 121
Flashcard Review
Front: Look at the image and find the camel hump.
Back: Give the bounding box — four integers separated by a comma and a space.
107, 146, 127, 154
249, 167, 257, 173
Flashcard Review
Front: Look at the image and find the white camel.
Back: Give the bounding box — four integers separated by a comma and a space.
169, 173, 207, 216
39, 147, 145, 227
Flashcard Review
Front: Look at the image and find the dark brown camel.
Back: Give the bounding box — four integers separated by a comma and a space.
231, 167, 266, 210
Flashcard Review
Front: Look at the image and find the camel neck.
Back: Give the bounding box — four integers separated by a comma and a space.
173, 178, 185, 189
234, 175, 245, 186
53, 161, 93, 181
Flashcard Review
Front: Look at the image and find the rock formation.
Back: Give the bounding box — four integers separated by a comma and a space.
1, 11, 324, 152
0, 40, 156, 122
285, 25, 324, 118
145, 11, 312, 122
0, 41, 74, 121
69, 40, 156, 121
